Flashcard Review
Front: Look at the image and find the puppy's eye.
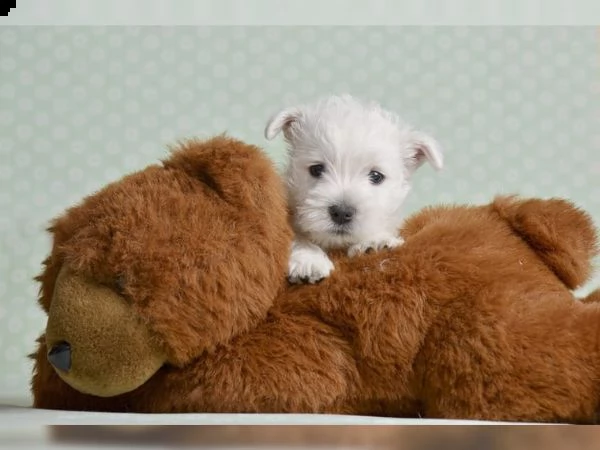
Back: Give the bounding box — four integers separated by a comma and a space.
368, 170, 385, 185
309, 164, 325, 178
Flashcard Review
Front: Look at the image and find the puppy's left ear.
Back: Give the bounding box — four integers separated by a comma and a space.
264, 107, 301, 141
409, 131, 444, 172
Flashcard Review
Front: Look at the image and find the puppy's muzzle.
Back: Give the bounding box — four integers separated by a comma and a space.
329, 203, 356, 225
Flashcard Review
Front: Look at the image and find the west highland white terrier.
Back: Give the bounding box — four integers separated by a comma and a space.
265, 94, 444, 284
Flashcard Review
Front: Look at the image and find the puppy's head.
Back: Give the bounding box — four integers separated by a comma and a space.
265, 94, 443, 248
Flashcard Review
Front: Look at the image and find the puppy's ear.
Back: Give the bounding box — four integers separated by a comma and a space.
409, 131, 444, 172
264, 107, 302, 140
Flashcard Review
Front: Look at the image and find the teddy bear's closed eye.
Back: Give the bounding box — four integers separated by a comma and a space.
114, 274, 127, 295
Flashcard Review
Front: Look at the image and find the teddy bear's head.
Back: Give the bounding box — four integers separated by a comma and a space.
36, 136, 292, 397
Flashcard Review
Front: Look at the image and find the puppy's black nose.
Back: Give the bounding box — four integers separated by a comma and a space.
329, 204, 356, 225
47, 341, 71, 372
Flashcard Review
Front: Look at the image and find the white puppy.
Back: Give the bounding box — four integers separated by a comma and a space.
265, 94, 443, 284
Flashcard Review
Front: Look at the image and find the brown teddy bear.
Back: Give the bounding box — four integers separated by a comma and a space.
30, 135, 600, 423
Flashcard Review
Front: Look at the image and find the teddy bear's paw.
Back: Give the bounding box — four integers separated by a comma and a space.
288, 244, 335, 284
347, 236, 404, 257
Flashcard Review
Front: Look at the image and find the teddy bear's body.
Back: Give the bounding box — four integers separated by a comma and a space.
31, 136, 600, 422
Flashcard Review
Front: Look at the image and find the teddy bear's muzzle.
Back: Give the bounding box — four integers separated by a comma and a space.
44, 266, 168, 397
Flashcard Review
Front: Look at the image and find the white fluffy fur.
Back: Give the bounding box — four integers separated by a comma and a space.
265, 94, 443, 284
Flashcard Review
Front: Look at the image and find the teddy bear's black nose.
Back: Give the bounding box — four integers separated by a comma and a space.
47, 341, 71, 372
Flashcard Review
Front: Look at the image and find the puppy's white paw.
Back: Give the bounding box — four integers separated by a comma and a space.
288, 243, 334, 284
347, 236, 404, 257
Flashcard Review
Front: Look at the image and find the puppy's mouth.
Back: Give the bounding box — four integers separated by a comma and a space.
330, 225, 352, 236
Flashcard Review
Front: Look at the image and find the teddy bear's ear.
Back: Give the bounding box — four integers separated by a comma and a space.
492, 195, 599, 290
163, 135, 286, 211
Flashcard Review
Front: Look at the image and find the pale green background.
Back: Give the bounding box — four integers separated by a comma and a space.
0, 26, 599, 400
2, 0, 600, 25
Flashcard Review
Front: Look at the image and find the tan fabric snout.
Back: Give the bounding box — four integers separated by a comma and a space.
45, 267, 167, 397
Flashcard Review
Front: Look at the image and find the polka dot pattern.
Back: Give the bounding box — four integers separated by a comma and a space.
0, 26, 598, 399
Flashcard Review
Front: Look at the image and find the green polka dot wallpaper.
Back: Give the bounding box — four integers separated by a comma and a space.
0, 26, 598, 400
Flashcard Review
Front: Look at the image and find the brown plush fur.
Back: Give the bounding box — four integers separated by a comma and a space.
31, 136, 600, 422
